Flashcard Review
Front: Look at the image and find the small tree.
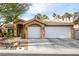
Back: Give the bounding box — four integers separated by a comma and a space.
20, 32, 26, 39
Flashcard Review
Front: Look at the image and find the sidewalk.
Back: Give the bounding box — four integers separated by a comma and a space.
0, 47, 79, 54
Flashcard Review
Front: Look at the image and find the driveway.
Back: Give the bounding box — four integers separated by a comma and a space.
0, 38, 79, 54
28, 38, 79, 49
2, 38, 79, 49
48, 38, 79, 48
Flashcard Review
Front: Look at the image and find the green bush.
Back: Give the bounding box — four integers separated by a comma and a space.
20, 32, 26, 39
1, 30, 8, 39
8, 29, 14, 37
8, 32, 13, 38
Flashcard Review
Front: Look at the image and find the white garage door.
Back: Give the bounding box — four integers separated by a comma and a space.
75, 31, 79, 39
28, 27, 40, 38
45, 27, 71, 38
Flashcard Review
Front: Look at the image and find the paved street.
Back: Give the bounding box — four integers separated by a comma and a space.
0, 53, 78, 56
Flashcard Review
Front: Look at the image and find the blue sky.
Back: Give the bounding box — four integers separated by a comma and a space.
20, 3, 79, 20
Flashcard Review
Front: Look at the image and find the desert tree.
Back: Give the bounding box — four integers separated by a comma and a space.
0, 3, 31, 24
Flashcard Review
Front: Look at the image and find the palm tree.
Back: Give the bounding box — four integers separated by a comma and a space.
63, 13, 72, 21
67, 13, 72, 21
63, 13, 68, 21
52, 13, 56, 19
61, 15, 65, 21
56, 14, 61, 19
35, 13, 49, 20
43, 15, 49, 19
52, 13, 61, 19
34, 13, 43, 19
73, 12, 79, 19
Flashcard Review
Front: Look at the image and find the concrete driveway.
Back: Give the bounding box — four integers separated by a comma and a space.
47, 38, 79, 48
0, 38, 79, 54
3, 38, 79, 49
28, 38, 79, 49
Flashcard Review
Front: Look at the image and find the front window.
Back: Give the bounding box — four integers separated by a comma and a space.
8, 28, 14, 36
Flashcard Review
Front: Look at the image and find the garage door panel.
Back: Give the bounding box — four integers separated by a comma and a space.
45, 27, 70, 38
75, 31, 79, 39
28, 27, 40, 38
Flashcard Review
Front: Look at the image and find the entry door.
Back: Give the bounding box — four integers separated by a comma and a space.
28, 27, 40, 38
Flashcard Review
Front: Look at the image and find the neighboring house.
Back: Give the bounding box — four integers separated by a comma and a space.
0, 18, 77, 39
73, 18, 79, 39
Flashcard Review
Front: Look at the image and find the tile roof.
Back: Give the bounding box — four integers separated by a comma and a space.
26, 18, 74, 26
3, 18, 74, 27
43, 21, 73, 26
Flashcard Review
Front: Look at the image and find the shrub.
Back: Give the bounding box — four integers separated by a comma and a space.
20, 32, 26, 39
1, 30, 8, 39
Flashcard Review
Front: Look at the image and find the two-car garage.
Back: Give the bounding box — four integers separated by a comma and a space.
24, 19, 73, 39
28, 26, 71, 39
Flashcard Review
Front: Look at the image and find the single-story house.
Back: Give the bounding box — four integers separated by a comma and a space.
1, 18, 79, 40
3, 18, 75, 40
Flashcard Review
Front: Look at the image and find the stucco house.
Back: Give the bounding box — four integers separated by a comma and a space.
1, 17, 79, 40
1, 18, 75, 40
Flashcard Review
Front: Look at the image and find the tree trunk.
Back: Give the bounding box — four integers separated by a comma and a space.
66, 18, 67, 22
69, 17, 70, 21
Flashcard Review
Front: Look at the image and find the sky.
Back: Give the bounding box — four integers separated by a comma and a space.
20, 3, 79, 20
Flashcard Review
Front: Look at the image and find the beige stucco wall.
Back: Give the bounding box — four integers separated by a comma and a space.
13, 19, 75, 39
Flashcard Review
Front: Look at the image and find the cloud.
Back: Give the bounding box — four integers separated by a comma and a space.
21, 3, 53, 20
27, 3, 52, 14
20, 3, 79, 20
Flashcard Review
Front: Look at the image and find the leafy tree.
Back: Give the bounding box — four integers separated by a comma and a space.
0, 3, 31, 23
